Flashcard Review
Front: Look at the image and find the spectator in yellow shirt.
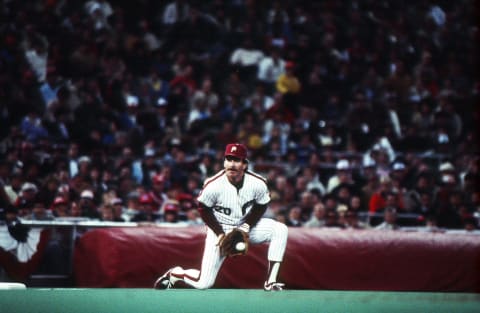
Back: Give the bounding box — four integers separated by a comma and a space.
276, 61, 301, 94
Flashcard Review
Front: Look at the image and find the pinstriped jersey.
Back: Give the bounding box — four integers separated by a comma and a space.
197, 170, 270, 226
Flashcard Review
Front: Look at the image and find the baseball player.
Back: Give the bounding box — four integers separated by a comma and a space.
154, 143, 288, 291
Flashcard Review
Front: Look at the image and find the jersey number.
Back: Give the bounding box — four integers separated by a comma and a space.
214, 206, 231, 216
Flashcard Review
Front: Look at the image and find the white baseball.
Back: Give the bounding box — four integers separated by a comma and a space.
235, 242, 246, 251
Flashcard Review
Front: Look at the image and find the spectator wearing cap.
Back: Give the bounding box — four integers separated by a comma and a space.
148, 174, 169, 211
14, 182, 38, 212
336, 204, 349, 227
131, 193, 160, 222
356, 158, 378, 189
389, 161, 409, 212
437, 161, 458, 186
390, 161, 408, 185
154, 97, 170, 132
326, 159, 355, 193
110, 197, 127, 222
75, 156, 92, 182
434, 161, 460, 213
78, 189, 100, 219
161, 201, 180, 223
140, 148, 160, 187
56, 184, 72, 203
50, 196, 70, 218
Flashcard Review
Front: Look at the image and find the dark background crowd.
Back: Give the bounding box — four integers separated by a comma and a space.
0, 0, 479, 231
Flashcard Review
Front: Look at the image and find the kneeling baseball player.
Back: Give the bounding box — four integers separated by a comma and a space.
154, 143, 288, 291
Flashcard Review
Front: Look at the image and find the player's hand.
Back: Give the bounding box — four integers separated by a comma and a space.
238, 223, 250, 233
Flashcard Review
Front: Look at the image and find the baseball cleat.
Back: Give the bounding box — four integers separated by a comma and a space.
263, 281, 285, 291
154, 267, 182, 289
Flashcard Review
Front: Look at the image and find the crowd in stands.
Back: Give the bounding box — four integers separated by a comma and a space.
0, 0, 479, 232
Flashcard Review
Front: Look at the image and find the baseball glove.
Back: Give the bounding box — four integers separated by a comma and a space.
218, 228, 249, 257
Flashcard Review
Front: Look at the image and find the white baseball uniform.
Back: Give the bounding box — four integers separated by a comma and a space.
171, 169, 288, 289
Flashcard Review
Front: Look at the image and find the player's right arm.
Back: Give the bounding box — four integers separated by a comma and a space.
198, 202, 224, 236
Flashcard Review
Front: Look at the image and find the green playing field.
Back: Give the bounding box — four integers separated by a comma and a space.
0, 288, 479, 313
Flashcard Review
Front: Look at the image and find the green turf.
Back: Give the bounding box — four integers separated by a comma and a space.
0, 289, 478, 313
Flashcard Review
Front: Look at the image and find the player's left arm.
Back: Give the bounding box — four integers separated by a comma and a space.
242, 202, 268, 229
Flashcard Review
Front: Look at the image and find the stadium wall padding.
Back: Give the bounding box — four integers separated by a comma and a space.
73, 226, 480, 291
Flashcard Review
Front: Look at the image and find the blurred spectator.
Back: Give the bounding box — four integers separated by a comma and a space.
14, 182, 38, 210
345, 210, 369, 230
325, 210, 344, 228
110, 198, 127, 222
99, 204, 115, 222
304, 202, 327, 228
230, 37, 264, 83
161, 202, 180, 223
184, 207, 203, 225
50, 196, 70, 218
257, 48, 286, 94
374, 207, 400, 231
162, 0, 190, 26
435, 190, 464, 229
285, 204, 303, 227
369, 176, 395, 213
349, 194, 367, 213
148, 174, 169, 212
3, 172, 23, 205
78, 189, 100, 219
20, 111, 49, 143
25, 201, 54, 221
327, 159, 355, 193
131, 193, 160, 222
275, 62, 301, 115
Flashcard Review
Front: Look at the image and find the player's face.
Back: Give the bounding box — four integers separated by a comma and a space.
224, 156, 247, 184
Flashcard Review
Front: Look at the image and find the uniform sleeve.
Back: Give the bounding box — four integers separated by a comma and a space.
256, 181, 271, 205
197, 184, 216, 208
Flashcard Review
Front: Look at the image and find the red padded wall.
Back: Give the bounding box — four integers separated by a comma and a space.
73, 226, 480, 291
